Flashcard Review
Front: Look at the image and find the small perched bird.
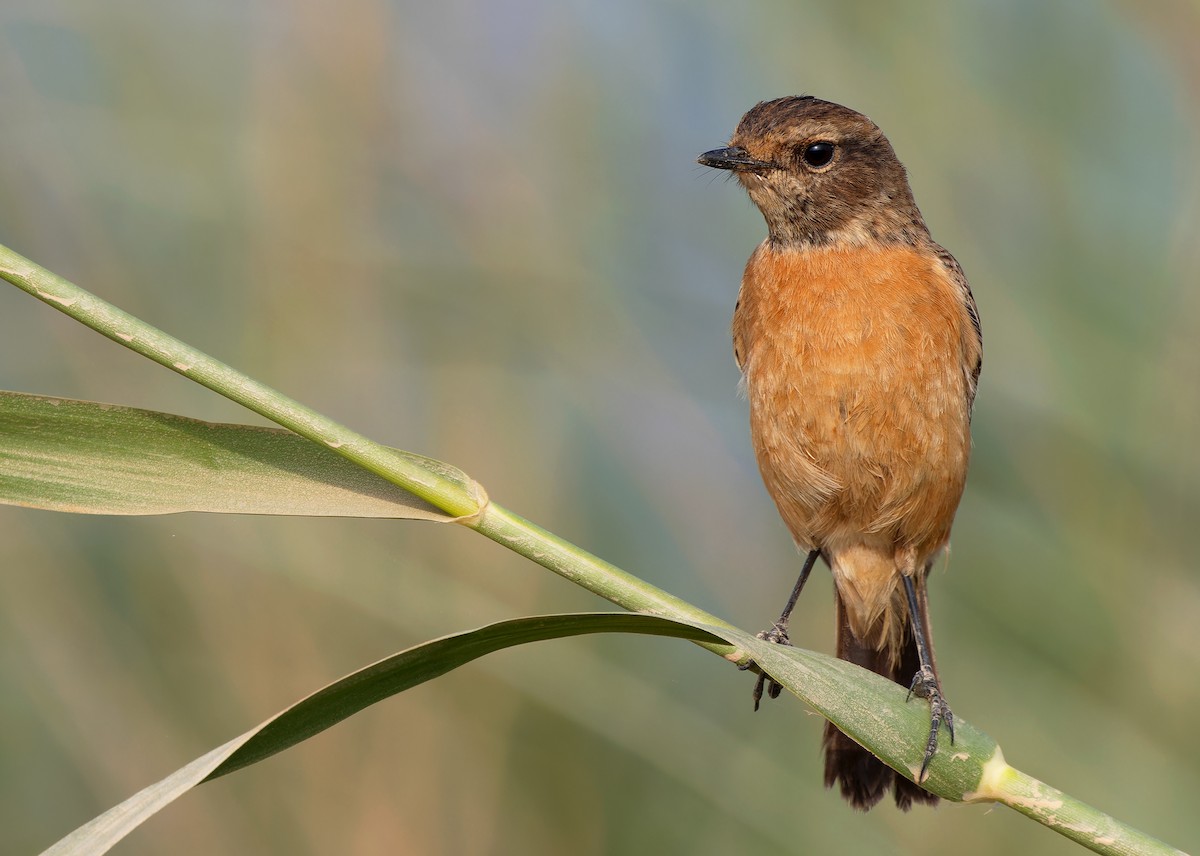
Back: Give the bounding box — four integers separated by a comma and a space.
698, 96, 982, 810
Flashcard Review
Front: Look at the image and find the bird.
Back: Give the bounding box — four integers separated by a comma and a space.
698, 96, 982, 810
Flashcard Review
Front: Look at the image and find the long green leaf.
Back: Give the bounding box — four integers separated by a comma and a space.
42, 613, 1181, 856
41, 614, 722, 856
0, 391, 459, 520
0, 244, 484, 519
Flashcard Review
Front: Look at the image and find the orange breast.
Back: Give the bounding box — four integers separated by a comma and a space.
733, 242, 977, 564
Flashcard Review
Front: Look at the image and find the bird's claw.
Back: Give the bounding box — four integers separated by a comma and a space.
756, 621, 791, 647
907, 665, 955, 781
742, 622, 792, 711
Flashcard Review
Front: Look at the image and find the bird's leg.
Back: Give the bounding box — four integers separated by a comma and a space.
743, 549, 819, 710
901, 574, 955, 781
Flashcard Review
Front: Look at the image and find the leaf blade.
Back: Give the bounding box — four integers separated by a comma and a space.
0, 391, 461, 520
36, 613, 993, 856
40, 612, 1177, 856
40, 613, 721, 856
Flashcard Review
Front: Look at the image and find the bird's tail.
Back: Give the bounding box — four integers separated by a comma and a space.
822, 588, 939, 811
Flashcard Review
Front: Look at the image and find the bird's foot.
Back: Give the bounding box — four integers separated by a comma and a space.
740, 622, 792, 711
906, 665, 956, 781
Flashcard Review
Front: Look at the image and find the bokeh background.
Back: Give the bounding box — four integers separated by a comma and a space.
2, 1, 1198, 854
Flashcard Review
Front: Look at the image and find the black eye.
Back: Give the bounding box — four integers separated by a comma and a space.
802, 141, 835, 168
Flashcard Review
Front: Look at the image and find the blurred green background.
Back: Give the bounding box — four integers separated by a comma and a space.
2, 1, 1198, 854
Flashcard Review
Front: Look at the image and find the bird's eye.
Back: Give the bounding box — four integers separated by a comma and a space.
801, 141, 836, 168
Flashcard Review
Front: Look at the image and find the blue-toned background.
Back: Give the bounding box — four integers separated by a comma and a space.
2, 2, 1197, 853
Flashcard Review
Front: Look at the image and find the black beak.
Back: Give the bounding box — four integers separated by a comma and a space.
697, 146, 774, 172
